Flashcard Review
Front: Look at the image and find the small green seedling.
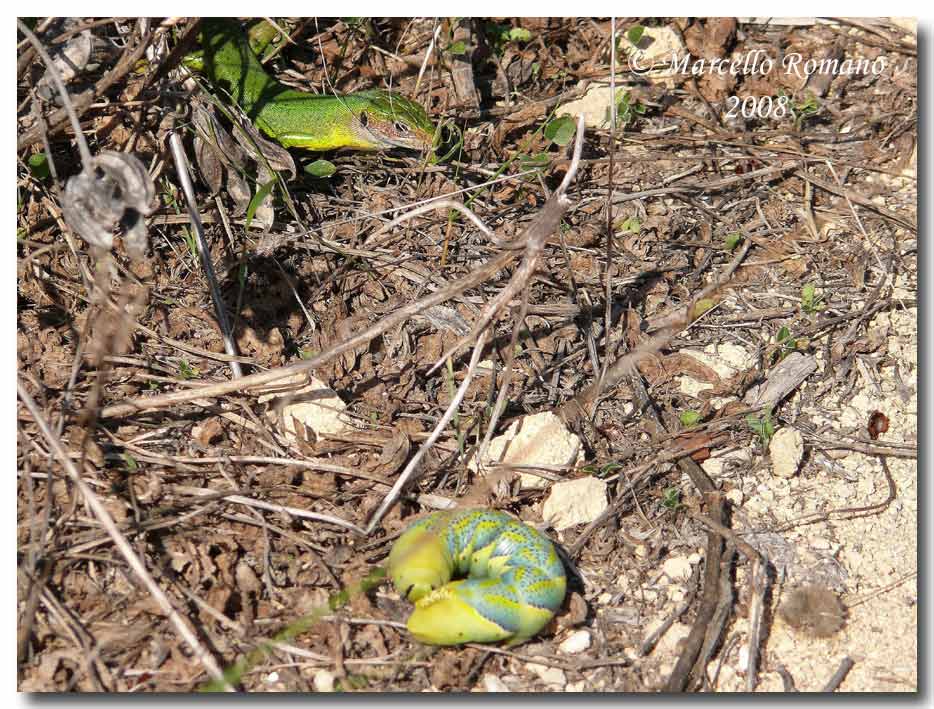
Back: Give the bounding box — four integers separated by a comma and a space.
680, 410, 702, 428
178, 359, 199, 380
746, 409, 775, 446
28, 153, 50, 180
800, 283, 823, 315
792, 92, 821, 130
121, 453, 139, 472
626, 25, 646, 45
618, 215, 641, 233
773, 325, 800, 362
724, 232, 742, 250
603, 90, 646, 129
662, 486, 682, 511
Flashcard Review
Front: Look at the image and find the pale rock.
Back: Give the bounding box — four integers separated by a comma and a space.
680, 343, 754, 408
769, 427, 805, 478
543, 476, 608, 530
565, 681, 588, 692
662, 556, 693, 582
257, 373, 351, 443
481, 674, 511, 692
313, 669, 336, 692
559, 630, 592, 654
526, 663, 566, 687
724, 487, 744, 507
688, 552, 703, 565
470, 411, 584, 490
555, 27, 687, 127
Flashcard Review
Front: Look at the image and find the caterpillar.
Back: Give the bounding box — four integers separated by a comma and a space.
387, 509, 567, 646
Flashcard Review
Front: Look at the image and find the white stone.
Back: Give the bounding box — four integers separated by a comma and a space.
526, 662, 566, 687
471, 411, 585, 490
542, 476, 609, 530
555, 29, 689, 127
559, 630, 592, 654
481, 674, 511, 692
313, 669, 336, 692
565, 681, 588, 692
769, 427, 805, 478
257, 373, 350, 443
662, 556, 693, 582
679, 344, 754, 406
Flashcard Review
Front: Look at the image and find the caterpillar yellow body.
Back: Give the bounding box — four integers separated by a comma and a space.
387, 509, 567, 646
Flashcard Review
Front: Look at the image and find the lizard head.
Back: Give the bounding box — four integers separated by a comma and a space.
350, 90, 436, 152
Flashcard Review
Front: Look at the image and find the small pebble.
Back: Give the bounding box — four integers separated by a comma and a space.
559, 630, 591, 654
526, 663, 566, 687
313, 670, 335, 692
663, 556, 693, 582
481, 674, 510, 693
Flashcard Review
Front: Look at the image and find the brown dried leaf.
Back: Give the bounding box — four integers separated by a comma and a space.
369, 430, 411, 475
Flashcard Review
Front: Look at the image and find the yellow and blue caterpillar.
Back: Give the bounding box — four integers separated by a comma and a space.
387, 509, 567, 646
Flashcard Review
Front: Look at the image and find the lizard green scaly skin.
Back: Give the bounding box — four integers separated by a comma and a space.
186, 20, 435, 153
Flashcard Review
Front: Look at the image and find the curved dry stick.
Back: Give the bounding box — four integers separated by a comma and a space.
364, 329, 490, 534
16, 19, 93, 166
18, 21, 153, 151
426, 113, 588, 375
363, 198, 495, 247
17, 379, 233, 691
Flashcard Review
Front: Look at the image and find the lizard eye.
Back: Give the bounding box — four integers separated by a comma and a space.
394, 121, 410, 134
358, 111, 368, 128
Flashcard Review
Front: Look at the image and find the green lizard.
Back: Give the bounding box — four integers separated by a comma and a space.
184, 19, 435, 153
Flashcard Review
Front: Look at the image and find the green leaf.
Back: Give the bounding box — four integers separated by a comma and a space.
178, 359, 199, 380
304, 159, 337, 179
626, 25, 646, 45
692, 298, 716, 318
619, 216, 641, 233
544, 115, 576, 146
801, 283, 823, 314
447, 39, 467, 55
724, 232, 742, 250
746, 410, 775, 445
121, 453, 139, 472
244, 178, 277, 231
680, 410, 702, 428
28, 153, 50, 180
662, 486, 681, 510
506, 27, 532, 42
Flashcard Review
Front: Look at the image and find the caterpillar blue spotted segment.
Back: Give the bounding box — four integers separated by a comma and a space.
387, 509, 567, 646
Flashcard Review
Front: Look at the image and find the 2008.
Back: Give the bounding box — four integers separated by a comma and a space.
725, 95, 789, 119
